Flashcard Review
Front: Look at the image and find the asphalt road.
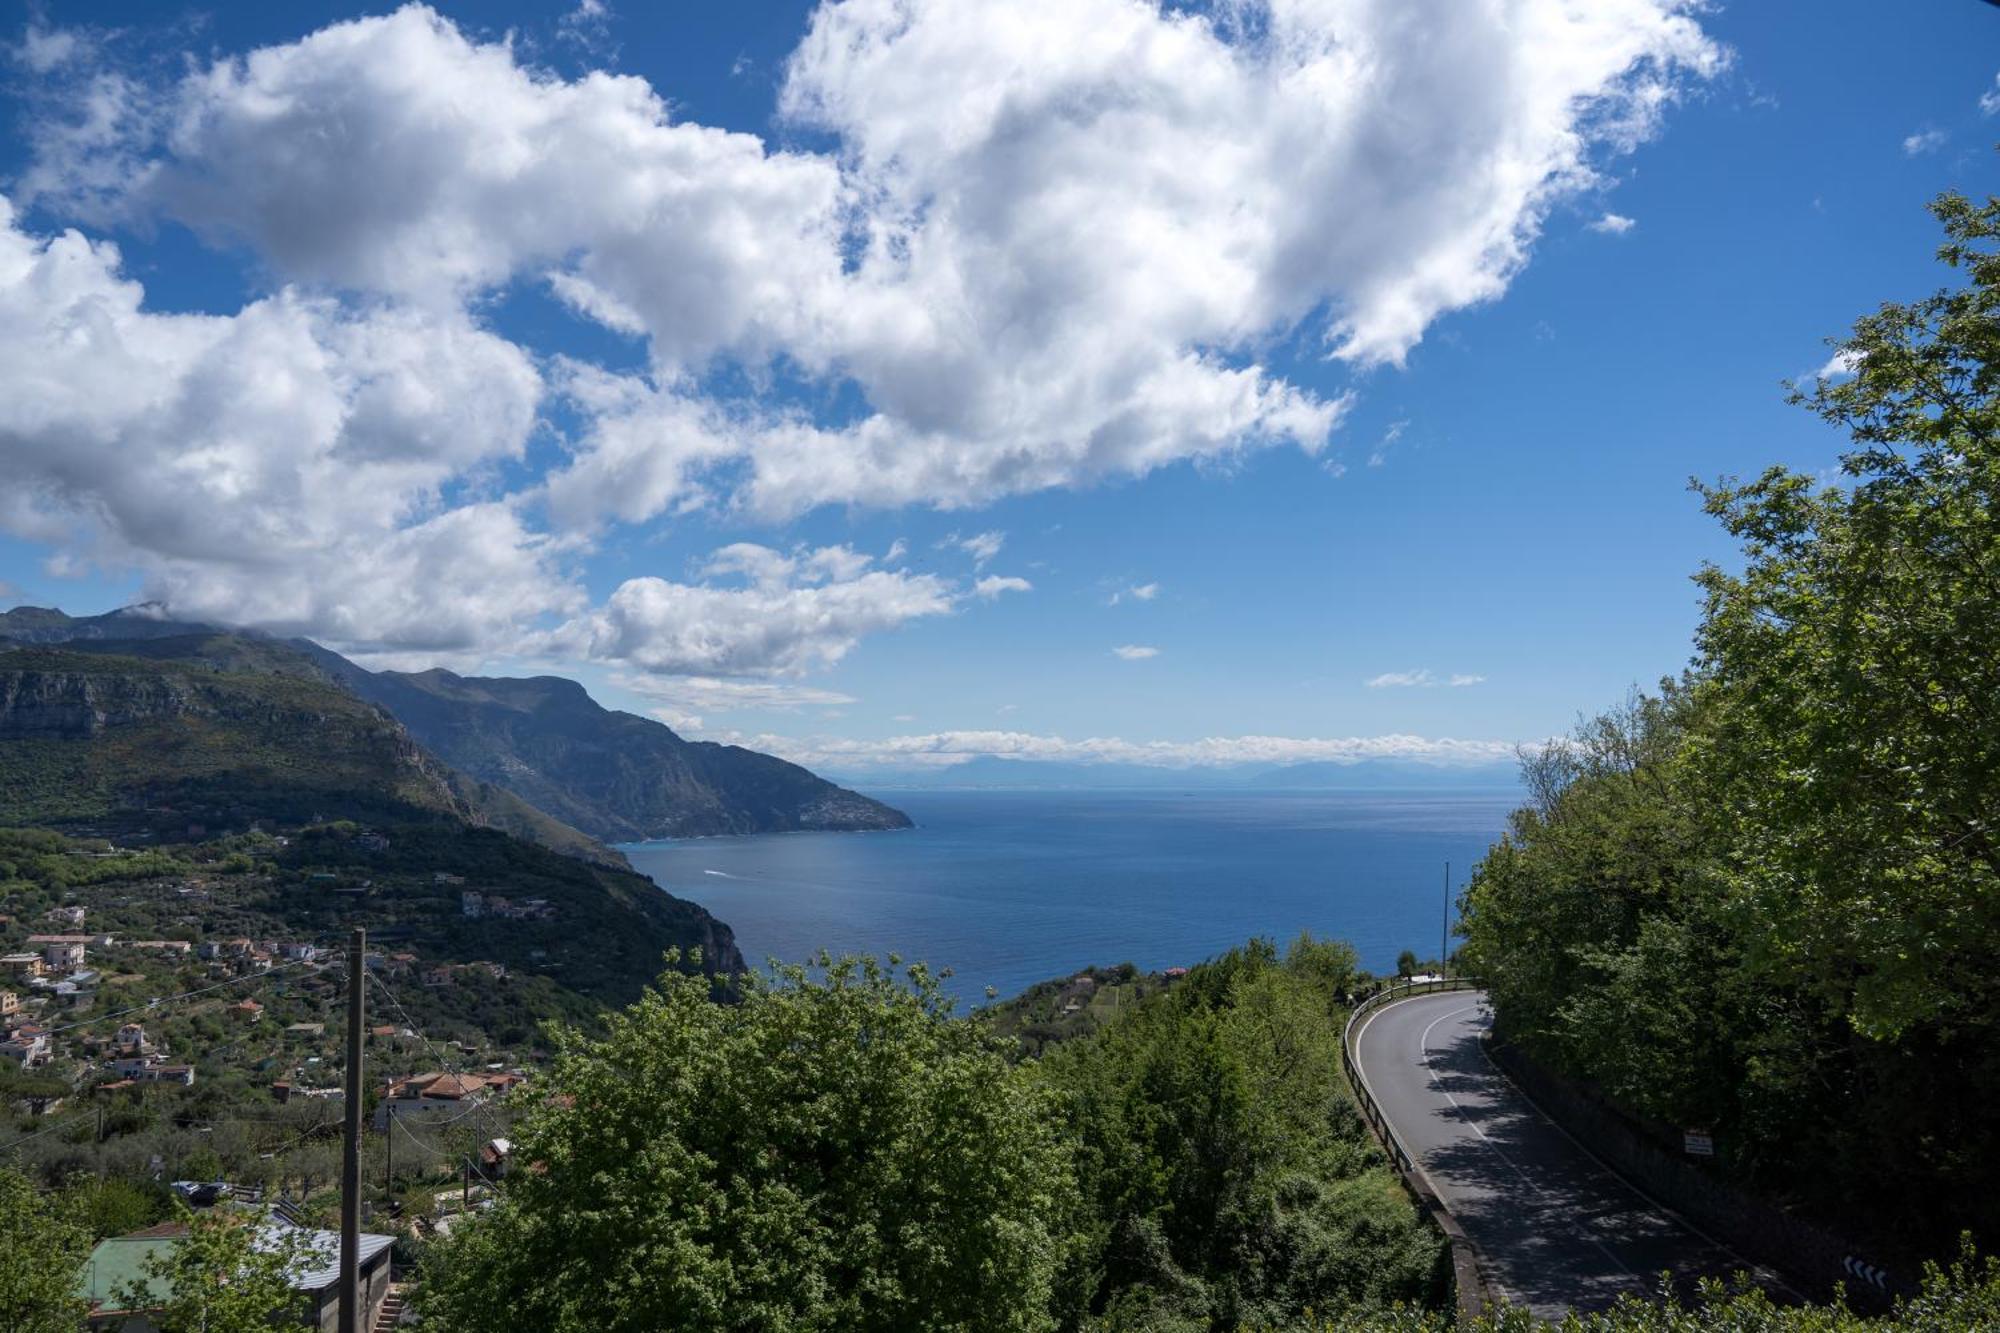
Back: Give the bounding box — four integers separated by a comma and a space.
1351, 990, 1775, 1321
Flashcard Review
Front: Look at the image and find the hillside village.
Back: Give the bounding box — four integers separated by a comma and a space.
0, 817, 724, 1302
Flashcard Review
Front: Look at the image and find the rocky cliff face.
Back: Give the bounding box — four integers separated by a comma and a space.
2, 606, 911, 844
309, 658, 913, 841
0, 632, 746, 990
0, 665, 203, 738
0, 645, 473, 828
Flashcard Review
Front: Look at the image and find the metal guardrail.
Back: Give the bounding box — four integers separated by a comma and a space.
1341, 977, 1483, 1178
1342, 977, 1491, 1321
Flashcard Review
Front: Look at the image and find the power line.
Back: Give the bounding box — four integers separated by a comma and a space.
364, 971, 512, 1142
32, 958, 316, 1039
0, 1108, 97, 1155
0, 1104, 347, 1158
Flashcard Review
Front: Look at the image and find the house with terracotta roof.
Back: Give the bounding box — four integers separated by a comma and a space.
1, 1026, 50, 1067
373, 1069, 521, 1128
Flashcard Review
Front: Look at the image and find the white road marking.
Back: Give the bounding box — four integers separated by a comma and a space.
1468, 1028, 1800, 1301
1415, 1002, 1647, 1286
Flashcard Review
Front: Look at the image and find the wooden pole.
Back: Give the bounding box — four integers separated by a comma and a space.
1441, 862, 1450, 976
339, 927, 365, 1333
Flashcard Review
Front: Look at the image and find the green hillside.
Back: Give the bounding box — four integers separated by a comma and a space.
0, 645, 464, 832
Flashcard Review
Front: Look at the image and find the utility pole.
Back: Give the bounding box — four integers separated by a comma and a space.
1441, 862, 1450, 977
339, 927, 365, 1333
385, 1106, 394, 1198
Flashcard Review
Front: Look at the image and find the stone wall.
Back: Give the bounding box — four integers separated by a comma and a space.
1485, 1037, 1909, 1308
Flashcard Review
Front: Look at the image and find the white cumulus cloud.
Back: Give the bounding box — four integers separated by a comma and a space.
1902, 127, 1947, 156
1113, 644, 1161, 661
1588, 212, 1636, 235
973, 575, 1032, 599
613, 672, 859, 733
2, 0, 1724, 669
548, 543, 955, 676
1366, 668, 1484, 688
1107, 581, 1160, 605
741, 728, 1518, 771
946, 531, 1006, 566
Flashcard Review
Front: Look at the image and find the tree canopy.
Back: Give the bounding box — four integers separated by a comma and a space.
418, 954, 1078, 1333
1460, 184, 2000, 1258
0, 1166, 91, 1333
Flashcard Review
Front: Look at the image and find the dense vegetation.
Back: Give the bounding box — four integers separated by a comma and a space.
1309, 1254, 2000, 1331
0, 822, 737, 1216
417, 938, 1438, 1332
0, 645, 465, 832
980, 962, 1182, 1056
1459, 186, 2000, 1259
1036, 935, 1437, 1330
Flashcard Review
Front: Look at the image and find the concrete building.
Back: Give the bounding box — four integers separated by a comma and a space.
79, 1218, 394, 1332
42, 941, 85, 972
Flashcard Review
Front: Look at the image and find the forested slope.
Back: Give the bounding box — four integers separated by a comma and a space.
1459, 186, 2000, 1260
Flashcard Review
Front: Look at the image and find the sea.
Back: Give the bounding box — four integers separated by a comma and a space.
622, 788, 1519, 1007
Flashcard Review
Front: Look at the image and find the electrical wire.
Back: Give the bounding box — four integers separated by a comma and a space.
30, 958, 315, 1038
364, 970, 513, 1141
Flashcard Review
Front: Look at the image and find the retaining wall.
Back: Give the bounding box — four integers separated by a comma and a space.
1484, 1037, 1909, 1308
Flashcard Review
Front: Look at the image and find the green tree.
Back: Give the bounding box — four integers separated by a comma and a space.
114, 1205, 309, 1333
1689, 183, 2000, 1231
1037, 939, 1440, 1329
1459, 181, 2000, 1256
0, 1165, 91, 1333
1693, 185, 2000, 1040
67, 1176, 173, 1240
419, 953, 1077, 1333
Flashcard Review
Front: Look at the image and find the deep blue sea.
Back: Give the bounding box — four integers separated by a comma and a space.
622, 789, 1518, 1006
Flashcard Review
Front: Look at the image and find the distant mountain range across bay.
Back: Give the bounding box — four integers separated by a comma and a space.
825, 755, 1523, 793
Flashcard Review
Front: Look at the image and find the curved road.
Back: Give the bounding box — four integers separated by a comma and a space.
1351, 990, 1778, 1320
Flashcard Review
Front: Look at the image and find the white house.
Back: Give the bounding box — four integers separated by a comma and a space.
42, 941, 86, 972
373, 1070, 523, 1129
1, 1027, 50, 1066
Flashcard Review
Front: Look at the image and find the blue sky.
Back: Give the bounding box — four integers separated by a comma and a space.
1, 0, 1995, 776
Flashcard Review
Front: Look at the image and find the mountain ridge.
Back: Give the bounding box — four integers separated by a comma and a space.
281, 637, 910, 840
0, 639, 618, 864
1, 606, 912, 843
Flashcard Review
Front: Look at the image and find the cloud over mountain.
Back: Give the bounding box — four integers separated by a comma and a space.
741, 728, 1519, 771
3, 0, 1721, 676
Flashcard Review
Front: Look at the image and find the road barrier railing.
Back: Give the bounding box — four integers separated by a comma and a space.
1341, 977, 1482, 1175
1341, 976, 1489, 1320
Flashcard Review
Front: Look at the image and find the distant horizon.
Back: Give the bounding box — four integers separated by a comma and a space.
1, 601, 1537, 783
2, 2, 1992, 785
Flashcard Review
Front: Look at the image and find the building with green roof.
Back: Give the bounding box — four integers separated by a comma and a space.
77, 1217, 395, 1332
